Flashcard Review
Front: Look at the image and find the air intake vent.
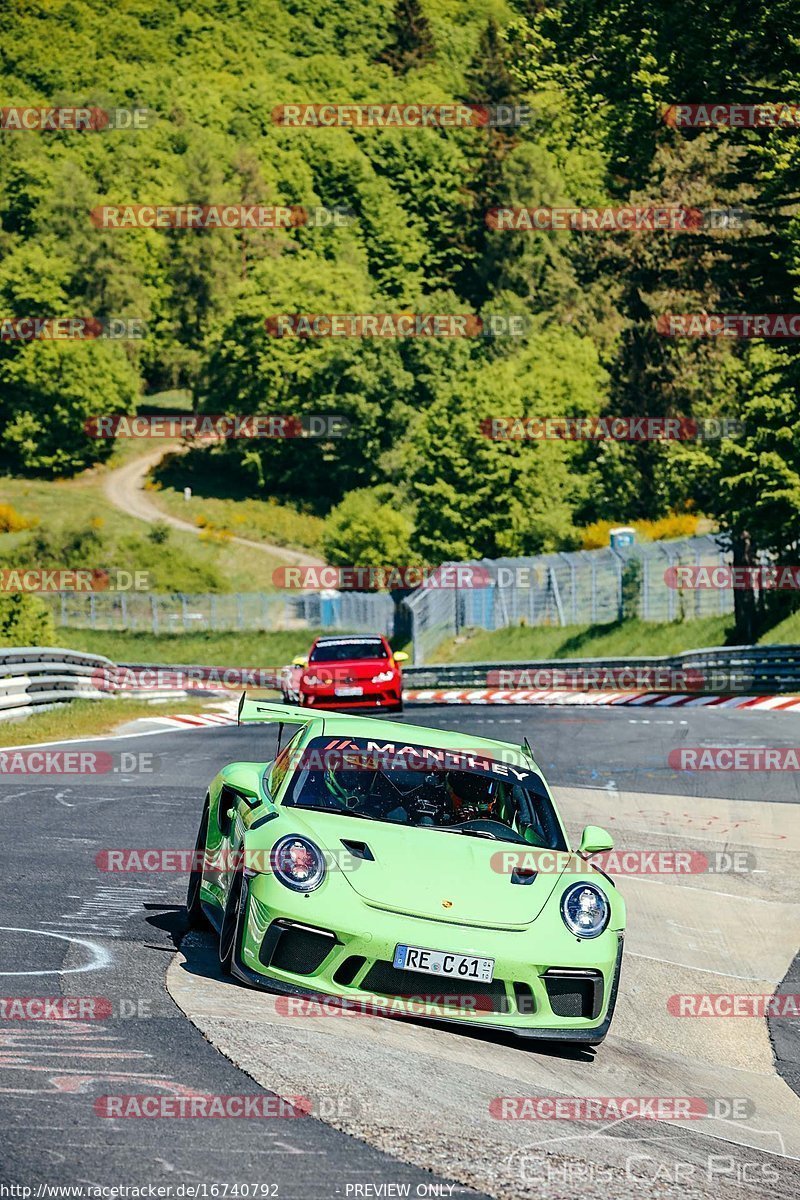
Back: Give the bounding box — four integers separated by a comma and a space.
543, 970, 603, 1019
340, 839, 374, 861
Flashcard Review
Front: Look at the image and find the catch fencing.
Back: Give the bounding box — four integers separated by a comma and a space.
40, 589, 395, 637
405, 535, 732, 663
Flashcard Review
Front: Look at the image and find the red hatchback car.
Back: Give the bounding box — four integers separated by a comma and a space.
280, 635, 408, 712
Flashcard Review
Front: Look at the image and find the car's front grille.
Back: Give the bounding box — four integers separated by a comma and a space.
360, 961, 510, 1013
259, 922, 336, 975
513, 981, 535, 1014
543, 970, 603, 1019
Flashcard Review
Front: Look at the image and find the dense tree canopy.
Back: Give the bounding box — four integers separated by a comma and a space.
1, 0, 799, 636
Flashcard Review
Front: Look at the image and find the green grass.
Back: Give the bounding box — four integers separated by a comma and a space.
141, 389, 193, 411
0, 696, 214, 747
432, 616, 736, 662
53, 628, 343, 666
149, 450, 325, 554
0, 474, 287, 592
758, 609, 800, 644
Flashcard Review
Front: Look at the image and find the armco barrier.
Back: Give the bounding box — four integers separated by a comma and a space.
400, 644, 800, 695
0, 647, 113, 720
2, 642, 799, 724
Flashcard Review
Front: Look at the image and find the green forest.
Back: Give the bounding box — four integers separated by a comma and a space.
1, 0, 800, 639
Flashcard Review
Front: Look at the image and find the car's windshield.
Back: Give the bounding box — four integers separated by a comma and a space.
283, 737, 566, 848
309, 639, 388, 663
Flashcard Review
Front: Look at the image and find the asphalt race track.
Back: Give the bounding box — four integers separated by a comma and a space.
1, 704, 799, 1199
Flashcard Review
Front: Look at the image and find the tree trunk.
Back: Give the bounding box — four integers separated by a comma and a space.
731, 530, 757, 643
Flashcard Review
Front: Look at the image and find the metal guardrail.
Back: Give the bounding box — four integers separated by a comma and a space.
0, 647, 114, 720
401, 644, 800, 694
2, 642, 798, 725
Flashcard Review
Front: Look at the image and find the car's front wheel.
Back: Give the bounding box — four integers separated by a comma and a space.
186, 801, 210, 929
218, 867, 244, 974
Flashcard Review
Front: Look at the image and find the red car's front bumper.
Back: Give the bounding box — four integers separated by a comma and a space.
298, 687, 402, 710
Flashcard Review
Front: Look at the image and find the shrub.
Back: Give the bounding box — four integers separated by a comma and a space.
0, 593, 56, 646
0, 504, 36, 533
147, 522, 170, 545
579, 513, 700, 550
323, 489, 415, 574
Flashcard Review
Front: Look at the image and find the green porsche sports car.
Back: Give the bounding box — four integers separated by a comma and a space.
187, 696, 625, 1044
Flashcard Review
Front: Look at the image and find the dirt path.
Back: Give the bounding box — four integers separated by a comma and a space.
102, 444, 324, 567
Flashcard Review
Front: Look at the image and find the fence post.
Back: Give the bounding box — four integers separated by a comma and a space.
590, 558, 597, 623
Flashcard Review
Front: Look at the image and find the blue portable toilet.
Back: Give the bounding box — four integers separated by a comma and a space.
609, 526, 636, 550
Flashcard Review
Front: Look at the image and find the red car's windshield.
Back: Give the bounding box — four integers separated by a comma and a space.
309, 639, 389, 663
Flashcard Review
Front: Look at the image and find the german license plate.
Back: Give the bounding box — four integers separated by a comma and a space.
335, 686, 363, 696
393, 944, 494, 983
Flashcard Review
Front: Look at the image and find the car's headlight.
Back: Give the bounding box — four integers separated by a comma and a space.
560, 882, 609, 939
371, 670, 394, 684
271, 836, 326, 892
302, 674, 326, 687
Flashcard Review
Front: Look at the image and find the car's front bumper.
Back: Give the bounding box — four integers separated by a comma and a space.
298, 687, 402, 710
211, 872, 624, 1041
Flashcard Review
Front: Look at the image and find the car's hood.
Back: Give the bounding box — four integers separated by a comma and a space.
279, 809, 565, 928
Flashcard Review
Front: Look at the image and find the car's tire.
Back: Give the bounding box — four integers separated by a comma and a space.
186, 801, 210, 930
218, 866, 244, 975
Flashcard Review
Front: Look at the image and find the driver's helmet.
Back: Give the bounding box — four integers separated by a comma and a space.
446, 771, 499, 821
324, 767, 367, 810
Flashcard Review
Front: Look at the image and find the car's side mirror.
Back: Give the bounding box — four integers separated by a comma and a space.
578, 825, 614, 855
292, 656, 309, 667
393, 651, 409, 663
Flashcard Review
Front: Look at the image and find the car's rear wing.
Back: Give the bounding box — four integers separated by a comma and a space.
237, 694, 321, 727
